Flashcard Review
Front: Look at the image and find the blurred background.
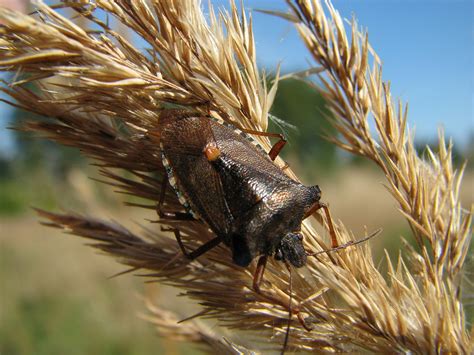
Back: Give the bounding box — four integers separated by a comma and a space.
1, 0, 473, 354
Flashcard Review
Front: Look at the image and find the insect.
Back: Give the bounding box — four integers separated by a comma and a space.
153, 109, 338, 270
152, 109, 343, 351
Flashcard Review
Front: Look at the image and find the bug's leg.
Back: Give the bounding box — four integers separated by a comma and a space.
187, 236, 223, 259
283, 261, 314, 333
318, 203, 338, 248
252, 255, 268, 293
169, 227, 223, 260
203, 101, 212, 116
293, 306, 313, 331
241, 129, 287, 161
304, 202, 338, 248
158, 210, 195, 221
253, 256, 312, 334
252, 256, 289, 308
156, 176, 196, 221
282, 261, 293, 354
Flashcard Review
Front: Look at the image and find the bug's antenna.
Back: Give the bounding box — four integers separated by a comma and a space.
306, 228, 382, 257
281, 262, 293, 355
304, 202, 339, 248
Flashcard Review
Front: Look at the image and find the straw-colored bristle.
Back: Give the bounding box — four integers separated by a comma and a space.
283, 1, 472, 352
141, 299, 254, 354
0, 0, 471, 353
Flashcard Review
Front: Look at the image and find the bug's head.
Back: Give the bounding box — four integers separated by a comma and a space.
275, 232, 307, 268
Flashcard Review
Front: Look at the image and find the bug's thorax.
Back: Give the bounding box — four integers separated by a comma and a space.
217, 155, 321, 264
260, 184, 321, 259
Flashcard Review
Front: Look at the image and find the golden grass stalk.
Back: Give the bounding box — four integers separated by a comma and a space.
142, 300, 254, 354
282, 0, 472, 351
0, 0, 471, 353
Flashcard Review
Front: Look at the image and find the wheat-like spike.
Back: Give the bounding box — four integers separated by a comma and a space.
0, 1, 347, 352
142, 300, 255, 354
1, 0, 471, 353
283, 0, 472, 352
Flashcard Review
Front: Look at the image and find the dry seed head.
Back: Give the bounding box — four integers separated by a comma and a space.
0, 0, 471, 353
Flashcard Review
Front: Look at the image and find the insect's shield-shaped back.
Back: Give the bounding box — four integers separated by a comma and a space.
0, 0, 469, 353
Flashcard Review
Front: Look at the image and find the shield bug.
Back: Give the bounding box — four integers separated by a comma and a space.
153, 109, 339, 270
151, 109, 347, 350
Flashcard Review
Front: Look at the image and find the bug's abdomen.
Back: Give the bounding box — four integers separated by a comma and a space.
159, 116, 234, 237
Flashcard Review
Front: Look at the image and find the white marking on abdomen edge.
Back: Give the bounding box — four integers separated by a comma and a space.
160, 143, 198, 218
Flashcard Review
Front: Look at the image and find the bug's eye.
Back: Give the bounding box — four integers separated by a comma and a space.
297, 233, 303, 241
274, 248, 283, 261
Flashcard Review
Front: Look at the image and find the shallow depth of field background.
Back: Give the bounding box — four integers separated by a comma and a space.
1, 1, 473, 354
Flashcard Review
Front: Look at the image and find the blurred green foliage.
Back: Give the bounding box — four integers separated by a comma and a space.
0, 108, 90, 215
269, 78, 337, 179
0, 242, 167, 355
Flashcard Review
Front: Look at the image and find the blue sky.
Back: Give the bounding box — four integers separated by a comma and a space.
1, 0, 472, 155
212, 0, 473, 147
